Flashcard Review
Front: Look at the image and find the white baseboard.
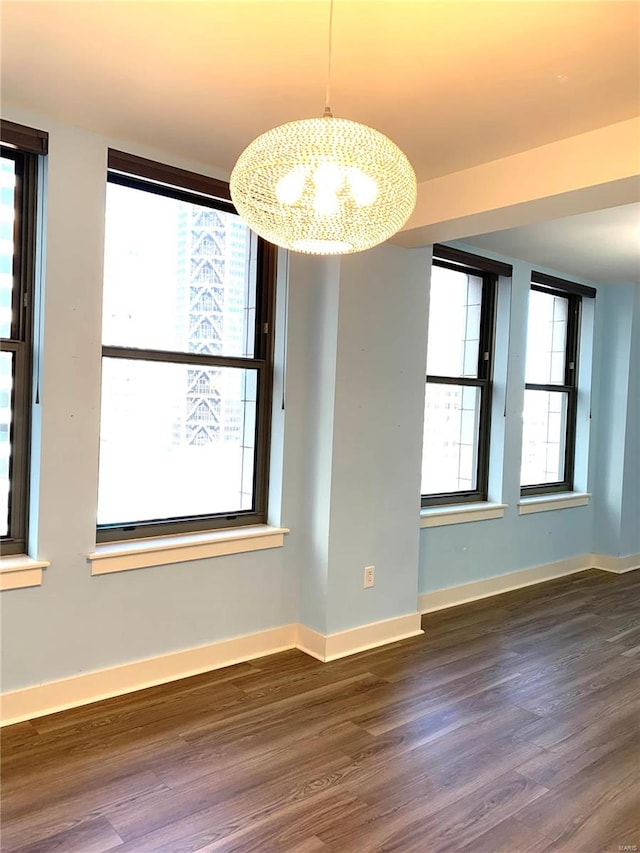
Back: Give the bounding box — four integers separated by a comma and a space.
1, 613, 423, 726
419, 554, 592, 613
4, 550, 635, 725
418, 552, 640, 614
295, 623, 327, 662
297, 613, 424, 663
0, 624, 297, 727
591, 553, 640, 574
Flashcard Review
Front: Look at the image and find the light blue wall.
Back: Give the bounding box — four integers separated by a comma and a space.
326, 245, 430, 633
286, 253, 340, 635
620, 283, 640, 556
285, 246, 430, 635
419, 504, 596, 593
592, 282, 640, 558
591, 284, 634, 555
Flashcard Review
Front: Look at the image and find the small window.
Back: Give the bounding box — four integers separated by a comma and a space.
97, 151, 276, 541
0, 120, 47, 555
520, 273, 595, 495
421, 247, 501, 506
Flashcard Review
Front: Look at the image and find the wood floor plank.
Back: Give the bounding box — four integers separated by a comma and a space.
536, 783, 640, 852
0, 768, 167, 848
28, 662, 263, 737
104, 762, 361, 851
411, 771, 549, 853
501, 655, 640, 717
193, 791, 363, 852
2, 568, 638, 853
106, 742, 354, 843
516, 703, 640, 789
351, 666, 523, 736
3, 681, 248, 775
10, 815, 123, 853
0, 720, 38, 749
457, 816, 553, 852
319, 770, 548, 853
514, 741, 640, 844
350, 717, 545, 814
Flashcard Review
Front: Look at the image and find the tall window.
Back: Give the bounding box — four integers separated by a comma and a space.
521, 272, 595, 495
0, 121, 46, 555
422, 247, 503, 506
97, 151, 276, 542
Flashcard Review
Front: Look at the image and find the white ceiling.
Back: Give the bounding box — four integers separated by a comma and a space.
2, 0, 639, 283
465, 203, 640, 285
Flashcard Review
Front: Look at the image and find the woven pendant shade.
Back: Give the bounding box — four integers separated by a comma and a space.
230, 116, 417, 255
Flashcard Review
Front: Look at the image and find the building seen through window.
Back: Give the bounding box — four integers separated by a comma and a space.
97, 154, 275, 541
422, 248, 498, 507
520, 273, 595, 495
0, 122, 44, 555
0, 155, 15, 535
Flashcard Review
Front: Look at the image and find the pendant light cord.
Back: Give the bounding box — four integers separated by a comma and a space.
324, 0, 334, 116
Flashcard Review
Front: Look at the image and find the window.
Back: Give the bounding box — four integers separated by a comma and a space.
421, 247, 506, 506
0, 121, 46, 555
97, 150, 276, 542
521, 272, 595, 495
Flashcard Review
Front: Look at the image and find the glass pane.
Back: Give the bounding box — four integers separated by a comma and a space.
97, 359, 257, 526
525, 289, 568, 384
102, 183, 256, 357
426, 265, 483, 378
421, 383, 480, 495
0, 155, 16, 339
0, 351, 14, 536
521, 389, 568, 486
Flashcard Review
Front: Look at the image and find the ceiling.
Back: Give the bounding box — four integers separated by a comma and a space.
2, 0, 639, 282
465, 203, 640, 285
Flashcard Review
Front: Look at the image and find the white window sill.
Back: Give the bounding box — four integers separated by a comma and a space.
518, 492, 590, 515
0, 555, 50, 591
88, 524, 290, 575
420, 502, 507, 528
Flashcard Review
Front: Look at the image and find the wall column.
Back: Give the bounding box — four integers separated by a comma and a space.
286, 244, 431, 649
593, 283, 640, 560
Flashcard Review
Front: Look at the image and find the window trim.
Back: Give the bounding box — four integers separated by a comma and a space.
432, 244, 512, 278
520, 276, 593, 497
89, 525, 289, 575
421, 254, 498, 508
107, 149, 230, 201
0, 119, 48, 156
531, 270, 596, 299
96, 154, 276, 544
0, 139, 40, 555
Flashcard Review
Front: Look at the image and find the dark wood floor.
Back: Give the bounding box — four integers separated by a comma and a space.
2, 569, 639, 853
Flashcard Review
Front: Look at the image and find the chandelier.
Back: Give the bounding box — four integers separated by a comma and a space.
230, 2, 417, 256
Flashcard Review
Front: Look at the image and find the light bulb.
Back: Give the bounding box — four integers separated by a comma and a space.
347, 167, 377, 206
313, 161, 343, 193
313, 189, 340, 217
275, 165, 307, 205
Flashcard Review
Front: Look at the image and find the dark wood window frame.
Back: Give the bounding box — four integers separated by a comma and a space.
0, 120, 47, 555
97, 151, 276, 543
521, 273, 596, 497
422, 246, 502, 508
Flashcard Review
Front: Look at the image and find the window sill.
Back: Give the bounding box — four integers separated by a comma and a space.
420, 502, 507, 528
518, 492, 590, 515
0, 555, 50, 591
88, 524, 290, 575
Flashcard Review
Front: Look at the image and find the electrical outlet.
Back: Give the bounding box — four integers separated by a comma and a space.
364, 565, 375, 588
